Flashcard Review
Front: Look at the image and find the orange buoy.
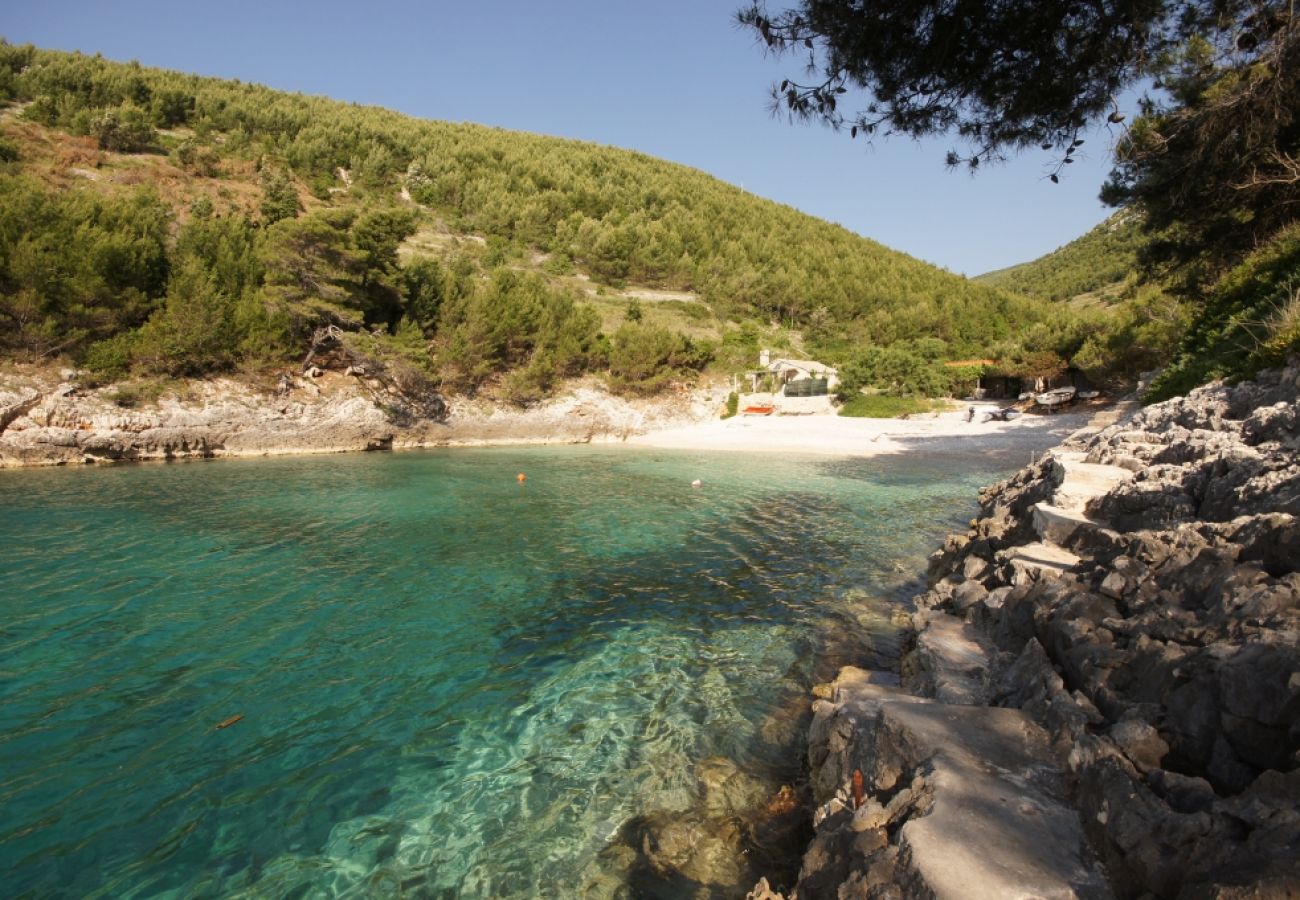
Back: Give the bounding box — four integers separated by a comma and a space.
517, 473, 526, 483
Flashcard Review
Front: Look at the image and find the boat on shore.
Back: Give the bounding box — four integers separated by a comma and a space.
1034, 386, 1077, 410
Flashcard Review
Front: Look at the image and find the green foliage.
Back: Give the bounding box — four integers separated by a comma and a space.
254, 207, 416, 339
258, 212, 364, 336
175, 139, 218, 176
741, 3, 1300, 404
259, 167, 300, 224
1101, 27, 1300, 275
838, 394, 942, 418
836, 343, 946, 398
89, 104, 156, 152
607, 323, 713, 396
1072, 285, 1190, 388
82, 333, 133, 378
350, 207, 419, 328
0, 176, 170, 358
0, 43, 1122, 398
976, 212, 1149, 302
737, 1, 1222, 170
436, 269, 600, 400
130, 257, 241, 375
104, 378, 170, 408
938, 363, 987, 398
151, 88, 194, 128
0, 45, 1060, 355
0, 42, 35, 102
541, 251, 574, 275
1146, 225, 1300, 402
0, 135, 19, 163
400, 257, 449, 332
993, 348, 1069, 383
722, 391, 739, 419
176, 211, 263, 297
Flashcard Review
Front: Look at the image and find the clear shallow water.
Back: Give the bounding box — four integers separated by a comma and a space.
1, 447, 1018, 898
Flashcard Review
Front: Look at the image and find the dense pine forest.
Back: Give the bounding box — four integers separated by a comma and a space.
976, 212, 1149, 304
1, 43, 1144, 403
975, 206, 1300, 403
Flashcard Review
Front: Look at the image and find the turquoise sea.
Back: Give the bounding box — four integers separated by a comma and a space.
0, 447, 1021, 898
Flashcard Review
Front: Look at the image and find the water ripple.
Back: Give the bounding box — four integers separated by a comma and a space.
0, 447, 1017, 898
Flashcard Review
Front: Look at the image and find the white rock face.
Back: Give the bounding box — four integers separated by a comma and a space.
0, 368, 716, 467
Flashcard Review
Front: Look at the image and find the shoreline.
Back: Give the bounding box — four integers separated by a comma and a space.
1, 363, 1124, 468
624, 403, 1116, 458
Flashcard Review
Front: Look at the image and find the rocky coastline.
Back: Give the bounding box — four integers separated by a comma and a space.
757, 362, 1300, 898
8, 359, 1298, 897
0, 366, 716, 467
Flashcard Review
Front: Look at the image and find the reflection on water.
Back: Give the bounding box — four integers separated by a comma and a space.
0, 447, 1017, 897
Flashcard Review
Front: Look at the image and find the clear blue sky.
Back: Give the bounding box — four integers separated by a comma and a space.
4, 0, 1129, 275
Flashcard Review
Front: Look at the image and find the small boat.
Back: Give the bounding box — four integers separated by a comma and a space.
1078, 390, 1101, 400
742, 405, 775, 416
1034, 387, 1077, 409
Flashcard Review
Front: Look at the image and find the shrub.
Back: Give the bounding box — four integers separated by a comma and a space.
836, 344, 946, 399
259, 167, 300, 224
175, 139, 219, 176
83, 334, 133, 378
1147, 224, 1300, 402
436, 269, 599, 395
131, 258, 240, 375
607, 323, 712, 395
839, 394, 942, 418
90, 105, 156, 152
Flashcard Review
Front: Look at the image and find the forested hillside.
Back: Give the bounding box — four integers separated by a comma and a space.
0, 44, 1108, 401
975, 203, 1300, 403
975, 212, 1147, 304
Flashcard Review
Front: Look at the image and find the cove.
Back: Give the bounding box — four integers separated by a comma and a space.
1, 446, 1024, 898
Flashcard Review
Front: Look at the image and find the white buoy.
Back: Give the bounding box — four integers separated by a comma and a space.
691, 479, 702, 488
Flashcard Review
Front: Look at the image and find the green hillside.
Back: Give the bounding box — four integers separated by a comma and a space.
976, 202, 1300, 401
0, 43, 1098, 401
975, 211, 1147, 305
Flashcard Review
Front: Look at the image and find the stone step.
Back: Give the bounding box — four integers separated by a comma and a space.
1031, 501, 1098, 546
903, 611, 998, 706
1050, 451, 1134, 511
803, 666, 1113, 900
1007, 540, 1081, 576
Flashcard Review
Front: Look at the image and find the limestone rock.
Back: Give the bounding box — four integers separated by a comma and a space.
0, 369, 721, 467
803, 667, 1111, 899
901, 611, 996, 705
790, 362, 1300, 899
697, 755, 769, 819
638, 808, 755, 889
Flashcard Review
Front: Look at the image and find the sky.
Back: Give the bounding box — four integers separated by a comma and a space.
4, 0, 1132, 275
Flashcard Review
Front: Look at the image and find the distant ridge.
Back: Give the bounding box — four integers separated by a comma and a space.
975, 210, 1146, 305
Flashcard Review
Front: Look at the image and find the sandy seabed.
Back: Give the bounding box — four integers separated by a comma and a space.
622, 402, 1121, 459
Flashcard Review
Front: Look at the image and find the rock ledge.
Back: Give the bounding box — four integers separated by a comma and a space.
758, 362, 1300, 899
